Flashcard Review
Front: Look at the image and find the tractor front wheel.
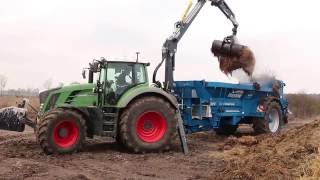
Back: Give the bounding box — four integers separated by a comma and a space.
36, 108, 86, 154
119, 96, 177, 153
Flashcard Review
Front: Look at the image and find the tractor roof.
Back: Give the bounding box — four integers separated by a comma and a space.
106, 60, 150, 66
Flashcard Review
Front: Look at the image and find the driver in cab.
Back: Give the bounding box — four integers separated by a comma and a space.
115, 68, 132, 94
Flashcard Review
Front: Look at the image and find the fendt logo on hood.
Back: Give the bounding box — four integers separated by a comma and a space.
227, 90, 244, 98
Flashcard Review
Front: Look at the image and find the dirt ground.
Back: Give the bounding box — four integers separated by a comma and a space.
0, 116, 318, 180
0, 96, 319, 179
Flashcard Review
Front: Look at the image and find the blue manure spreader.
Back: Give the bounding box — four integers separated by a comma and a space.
174, 80, 288, 135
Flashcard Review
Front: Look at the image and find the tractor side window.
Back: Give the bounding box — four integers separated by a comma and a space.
134, 64, 147, 84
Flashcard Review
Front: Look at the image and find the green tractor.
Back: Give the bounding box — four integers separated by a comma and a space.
37, 59, 179, 154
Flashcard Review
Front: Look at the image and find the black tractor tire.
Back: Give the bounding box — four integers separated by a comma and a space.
253, 101, 283, 134
115, 129, 123, 146
36, 108, 87, 154
215, 124, 238, 135
119, 96, 177, 153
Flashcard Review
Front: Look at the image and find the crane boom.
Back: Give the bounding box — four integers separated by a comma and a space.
152, 0, 239, 91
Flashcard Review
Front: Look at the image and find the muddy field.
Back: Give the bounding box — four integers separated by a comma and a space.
0, 117, 318, 180
0, 96, 319, 179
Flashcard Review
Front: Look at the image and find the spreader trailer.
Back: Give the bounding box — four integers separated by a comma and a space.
173, 80, 288, 135
0, 0, 288, 155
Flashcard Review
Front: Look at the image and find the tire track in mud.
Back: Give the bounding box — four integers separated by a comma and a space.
0, 132, 97, 179
0, 133, 34, 145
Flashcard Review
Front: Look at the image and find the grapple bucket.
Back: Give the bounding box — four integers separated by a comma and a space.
211, 36, 255, 76
211, 40, 246, 57
0, 107, 26, 132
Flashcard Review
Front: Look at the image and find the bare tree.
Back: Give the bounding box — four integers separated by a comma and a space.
43, 78, 53, 90
0, 74, 8, 96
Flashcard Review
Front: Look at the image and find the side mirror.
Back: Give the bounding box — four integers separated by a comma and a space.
89, 62, 99, 72
82, 69, 86, 79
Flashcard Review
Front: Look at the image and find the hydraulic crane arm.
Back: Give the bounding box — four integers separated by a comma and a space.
152, 0, 239, 91
211, 0, 238, 35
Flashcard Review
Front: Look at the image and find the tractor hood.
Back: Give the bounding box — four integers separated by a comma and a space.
40, 83, 98, 113
39, 84, 95, 104
57, 83, 96, 92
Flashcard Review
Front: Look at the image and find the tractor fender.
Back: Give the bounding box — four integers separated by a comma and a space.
37, 105, 90, 129
55, 105, 91, 119
54, 105, 99, 138
117, 87, 178, 109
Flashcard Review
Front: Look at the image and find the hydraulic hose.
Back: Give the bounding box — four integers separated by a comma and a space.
152, 56, 165, 88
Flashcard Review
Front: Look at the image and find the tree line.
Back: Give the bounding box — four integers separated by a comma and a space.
0, 74, 39, 96
0, 74, 80, 97
286, 94, 320, 118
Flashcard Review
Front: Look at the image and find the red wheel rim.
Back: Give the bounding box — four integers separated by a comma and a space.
53, 120, 79, 148
136, 111, 167, 143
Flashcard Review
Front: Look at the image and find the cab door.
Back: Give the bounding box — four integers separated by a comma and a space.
103, 62, 148, 106
104, 63, 133, 105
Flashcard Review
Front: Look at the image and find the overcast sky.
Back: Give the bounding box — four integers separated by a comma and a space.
0, 0, 319, 93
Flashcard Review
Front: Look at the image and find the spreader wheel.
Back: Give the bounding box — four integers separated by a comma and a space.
36, 108, 86, 154
119, 96, 177, 153
253, 101, 283, 134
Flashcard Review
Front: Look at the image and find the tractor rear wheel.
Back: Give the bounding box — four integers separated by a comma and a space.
253, 101, 283, 134
36, 108, 86, 154
119, 96, 177, 153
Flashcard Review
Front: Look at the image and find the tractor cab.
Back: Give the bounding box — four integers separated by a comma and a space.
84, 59, 150, 105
